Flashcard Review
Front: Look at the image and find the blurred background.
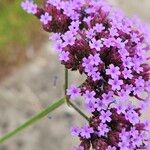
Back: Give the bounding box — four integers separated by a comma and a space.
0, 0, 150, 149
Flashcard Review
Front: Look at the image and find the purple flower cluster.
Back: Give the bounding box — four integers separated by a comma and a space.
21, 0, 150, 149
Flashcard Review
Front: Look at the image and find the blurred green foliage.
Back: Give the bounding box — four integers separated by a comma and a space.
0, 0, 45, 78
0, 0, 43, 47
0, 0, 29, 47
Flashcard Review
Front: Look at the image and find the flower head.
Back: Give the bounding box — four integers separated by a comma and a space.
22, 0, 150, 149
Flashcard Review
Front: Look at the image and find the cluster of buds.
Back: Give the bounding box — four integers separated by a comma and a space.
21, 0, 150, 149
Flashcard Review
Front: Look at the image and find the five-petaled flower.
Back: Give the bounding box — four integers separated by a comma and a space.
67, 85, 81, 100
40, 12, 52, 25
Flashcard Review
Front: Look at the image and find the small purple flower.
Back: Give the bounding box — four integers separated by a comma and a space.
131, 33, 140, 43
89, 54, 102, 66
84, 64, 98, 77
108, 78, 123, 91
118, 48, 129, 59
101, 92, 114, 105
71, 126, 81, 137
133, 85, 143, 97
84, 16, 93, 27
89, 38, 103, 51
103, 38, 115, 48
127, 102, 135, 111
120, 129, 131, 142
85, 6, 96, 14
50, 33, 62, 42
21, 0, 37, 14
21, 0, 30, 11
91, 72, 101, 81
99, 110, 112, 123
115, 37, 126, 49
93, 23, 105, 33
84, 90, 96, 103
95, 98, 107, 111
106, 64, 121, 79
109, 27, 119, 37
67, 85, 81, 100
53, 42, 63, 53
40, 12, 52, 25
80, 125, 94, 139
124, 84, 133, 94
86, 28, 95, 39
114, 102, 126, 114
59, 51, 70, 62
135, 76, 145, 87
69, 20, 80, 31
61, 3, 75, 17
62, 31, 76, 46
125, 110, 139, 125
117, 89, 129, 101
122, 57, 133, 69
130, 127, 139, 139
133, 61, 143, 73
139, 99, 150, 111
68, 21, 80, 35
98, 123, 109, 136
85, 101, 95, 112
82, 57, 90, 68
122, 68, 133, 79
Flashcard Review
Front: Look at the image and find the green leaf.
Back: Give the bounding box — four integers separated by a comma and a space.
0, 97, 66, 144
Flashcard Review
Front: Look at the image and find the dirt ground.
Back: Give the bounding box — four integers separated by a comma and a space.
0, 1, 150, 150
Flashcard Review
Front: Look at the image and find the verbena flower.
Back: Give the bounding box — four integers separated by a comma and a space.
106, 64, 121, 79
21, 0, 150, 149
98, 123, 109, 136
67, 85, 81, 100
40, 12, 52, 25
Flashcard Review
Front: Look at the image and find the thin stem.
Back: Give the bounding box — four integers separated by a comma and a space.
64, 68, 90, 122
67, 99, 90, 122
65, 68, 70, 106
65, 68, 68, 95
0, 97, 65, 144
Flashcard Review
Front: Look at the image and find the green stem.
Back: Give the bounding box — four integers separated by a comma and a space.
0, 97, 65, 144
67, 100, 90, 122
65, 68, 70, 106
64, 68, 90, 122
65, 68, 68, 95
